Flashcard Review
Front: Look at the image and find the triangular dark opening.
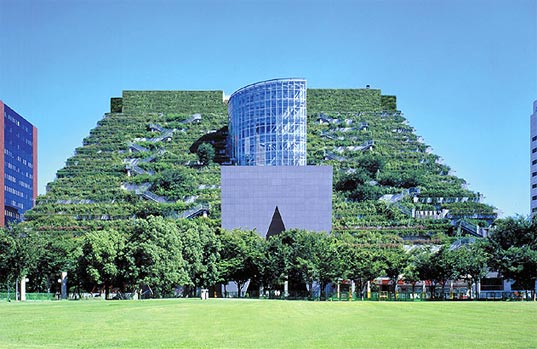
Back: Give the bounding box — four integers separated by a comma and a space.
266, 206, 286, 239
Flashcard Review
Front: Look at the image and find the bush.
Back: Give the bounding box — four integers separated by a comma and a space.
348, 184, 383, 202
197, 143, 215, 166
152, 169, 195, 200
335, 169, 370, 192
377, 170, 425, 188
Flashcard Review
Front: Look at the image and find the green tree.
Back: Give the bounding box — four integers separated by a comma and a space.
448, 240, 489, 299
486, 216, 537, 298
0, 230, 16, 289
335, 169, 370, 192
377, 170, 425, 188
336, 233, 383, 300
356, 153, 385, 177
152, 168, 194, 201
124, 216, 189, 297
0, 226, 46, 299
218, 229, 264, 297
196, 143, 215, 166
29, 233, 82, 294
348, 184, 383, 202
293, 230, 330, 299
402, 254, 421, 298
175, 220, 220, 294
263, 232, 294, 293
414, 246, 454, 300
264, 230, 339, 299
79, 229, 125, 299
375, 244, 408, 299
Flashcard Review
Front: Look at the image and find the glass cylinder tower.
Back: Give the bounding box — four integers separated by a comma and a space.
228, 78, 307, 166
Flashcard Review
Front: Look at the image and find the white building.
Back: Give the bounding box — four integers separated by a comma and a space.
531, 100, 537, 215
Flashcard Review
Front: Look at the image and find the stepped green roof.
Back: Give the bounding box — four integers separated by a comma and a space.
25, 89, 496, 238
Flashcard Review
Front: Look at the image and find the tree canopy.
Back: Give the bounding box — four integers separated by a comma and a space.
487, 216, 537, 292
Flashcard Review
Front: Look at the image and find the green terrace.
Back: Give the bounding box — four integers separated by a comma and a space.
24, 88, 497, 238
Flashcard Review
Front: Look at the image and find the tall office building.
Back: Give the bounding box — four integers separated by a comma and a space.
527, 100, 537, 299
0, 101, 37, 226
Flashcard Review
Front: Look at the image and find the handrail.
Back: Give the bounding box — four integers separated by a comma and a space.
142, 191, 169, 204
178, 203, 210, 219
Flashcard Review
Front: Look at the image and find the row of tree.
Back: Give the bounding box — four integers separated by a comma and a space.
1, 216, 536, 299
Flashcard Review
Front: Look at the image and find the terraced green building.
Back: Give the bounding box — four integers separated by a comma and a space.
24, 85, 497, 240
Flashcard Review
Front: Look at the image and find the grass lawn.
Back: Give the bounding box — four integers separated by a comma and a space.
0, 299, 536, 348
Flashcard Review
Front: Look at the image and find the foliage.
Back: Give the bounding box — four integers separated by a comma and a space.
24, 87, 496, 237
13, 86, 504, 295
0, 227, 41, 287
196, 143, 215, 166
374, 244, 408, 297
447, 240, 489, 298
377, 170, 425, 188
335, 169, 370, 191
122, 90, 227, 115
123, 216, 189, 297
175, 219, 220, 290
78, 229, 125, 299
0, 230, 16, 285
263, 232, 294, 290
412, 246, 452, 299
356, 153, 385, 177
29, 234, 82, 293
381, 95, 397, 111
335, 233, 385, 299
218, 229, 264, 296
152, 168, 195, 201
486, 216, 537, 291
293, 230, 331, 297
348, 184, 384, 202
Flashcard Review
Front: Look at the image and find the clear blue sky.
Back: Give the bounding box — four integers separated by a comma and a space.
0, 0, 535, 218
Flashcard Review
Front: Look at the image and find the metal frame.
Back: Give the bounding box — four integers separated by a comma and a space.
228, 78, 307, 166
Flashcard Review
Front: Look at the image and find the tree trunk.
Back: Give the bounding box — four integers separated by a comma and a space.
105, 284, 109, 300
467, 281, 472, 300
46, 275, 51, 294
236, 281, 242, 298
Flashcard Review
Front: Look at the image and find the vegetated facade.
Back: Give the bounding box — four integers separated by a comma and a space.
531, 100, 537, 215
0, 100, 37, 226
23, 84, 496, 240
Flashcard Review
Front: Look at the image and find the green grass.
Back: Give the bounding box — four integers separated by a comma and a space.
0, 299, 536, 348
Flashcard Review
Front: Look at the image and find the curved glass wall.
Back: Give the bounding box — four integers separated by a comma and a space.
228, 78, 307, 166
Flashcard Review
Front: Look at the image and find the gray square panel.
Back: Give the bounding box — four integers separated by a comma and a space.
221, 166, 332, 237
